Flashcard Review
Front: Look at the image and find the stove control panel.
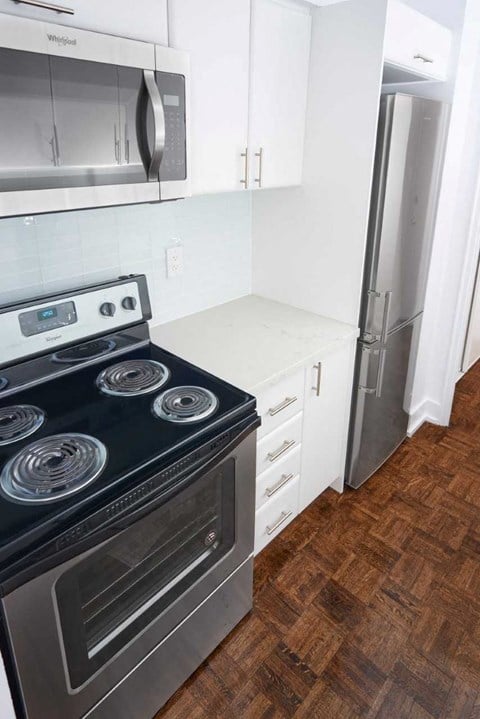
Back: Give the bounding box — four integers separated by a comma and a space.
19, 301, 78, 337
0, 275, 151, 368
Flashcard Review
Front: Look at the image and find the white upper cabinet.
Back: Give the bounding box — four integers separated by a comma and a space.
248, 0, 312, 189
0, 0, 168, 44
384, 1, 452, 82
168, 0, 311, 195
168, 0, 250, 195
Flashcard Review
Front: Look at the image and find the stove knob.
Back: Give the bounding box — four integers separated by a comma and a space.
121, 296, 137, 311
100, 302, 116, 317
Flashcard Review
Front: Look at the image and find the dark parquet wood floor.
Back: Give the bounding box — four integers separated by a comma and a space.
156, 362, 480, 719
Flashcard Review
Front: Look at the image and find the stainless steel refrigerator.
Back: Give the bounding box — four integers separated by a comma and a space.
346, 93, 450, 489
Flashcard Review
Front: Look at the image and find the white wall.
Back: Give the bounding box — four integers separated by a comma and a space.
0, 193, 252, 326
252, 0, 387, 325
408, 0, 480, 432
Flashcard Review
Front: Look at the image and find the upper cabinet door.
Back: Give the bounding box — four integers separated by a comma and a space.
248, 0, 311, 189
168, 0, 251, 195
384, 1, 452, 82
0, 0, 168, 45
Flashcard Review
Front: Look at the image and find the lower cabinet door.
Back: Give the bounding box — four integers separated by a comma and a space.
299, 342, 354, 512
254, 474, 299, 554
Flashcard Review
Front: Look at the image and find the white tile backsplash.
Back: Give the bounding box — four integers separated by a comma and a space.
0, 193, 252, 324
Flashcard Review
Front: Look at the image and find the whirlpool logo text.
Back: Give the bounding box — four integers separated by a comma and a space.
47, 33, 77, 47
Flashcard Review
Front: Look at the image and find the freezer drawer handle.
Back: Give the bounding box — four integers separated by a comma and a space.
267, 439, 296, 463
380, 290, 393, 344
268, 396, 297, 416
266, 510, 292, 535
266, 473, 295, 497
13, 0, 74, 13
359, 346, 387, 398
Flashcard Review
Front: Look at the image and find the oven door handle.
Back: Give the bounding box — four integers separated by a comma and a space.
0, 413, 260, 596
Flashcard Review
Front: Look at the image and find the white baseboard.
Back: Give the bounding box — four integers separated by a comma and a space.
407, 398, 443, 437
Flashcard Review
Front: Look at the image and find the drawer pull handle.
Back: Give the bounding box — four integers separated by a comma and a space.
268, 396, 297, 416
313, 362, 322, 396
267, 439, 296, 463
267, 510, 293, 536
266, 473, 295, 498
414, 53, 434, 64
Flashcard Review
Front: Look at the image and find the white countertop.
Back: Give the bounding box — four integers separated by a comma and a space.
149, 295, 358, 394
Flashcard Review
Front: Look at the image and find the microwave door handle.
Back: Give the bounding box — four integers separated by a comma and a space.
143, 69, 165, 181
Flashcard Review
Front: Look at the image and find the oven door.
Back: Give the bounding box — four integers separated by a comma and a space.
1, 423, 256, 719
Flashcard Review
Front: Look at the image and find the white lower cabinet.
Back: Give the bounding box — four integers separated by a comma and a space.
254, 473, 299, 553
256, 412, 303, 477
299, 342, 355, 512
254, 339, 356, 554
256, 445, 301, 510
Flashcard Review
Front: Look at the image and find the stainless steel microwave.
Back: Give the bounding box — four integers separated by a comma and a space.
0, 14, 190, 217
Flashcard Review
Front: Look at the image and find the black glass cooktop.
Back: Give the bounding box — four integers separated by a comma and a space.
0, 342, 255, 562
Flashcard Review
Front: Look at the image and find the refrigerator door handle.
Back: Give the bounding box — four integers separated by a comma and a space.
380, 290, 393, 344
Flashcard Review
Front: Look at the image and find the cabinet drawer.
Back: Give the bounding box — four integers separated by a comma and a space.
385, 1, 451, 81
255, 445, 301, 510
254, 474, 299, 554
256, 412, 302, 476
256, 369, 304, 440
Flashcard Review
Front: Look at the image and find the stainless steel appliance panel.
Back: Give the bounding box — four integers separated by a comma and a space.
362, 95, 450, 339
347, 320, 417, 489
2, 430, 256, 719
85, 557, 253, 719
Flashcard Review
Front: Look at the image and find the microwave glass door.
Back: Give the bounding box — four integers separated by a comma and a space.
0, 49, 159, 192
49, 56, 154, 189
55, 458, 235, 690
0, 48, 56, 191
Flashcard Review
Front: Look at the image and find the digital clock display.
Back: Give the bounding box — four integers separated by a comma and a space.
37, 307, 58, 321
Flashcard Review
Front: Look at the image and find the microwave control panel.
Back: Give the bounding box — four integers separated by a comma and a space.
157, 71, 186, 183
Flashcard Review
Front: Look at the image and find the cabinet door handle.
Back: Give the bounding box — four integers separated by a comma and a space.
255, 147, 263, 187
267, 439, 296, 463
266, 510, 292, 535
13, 0, 74, 13
414, 53, 434, 64
240, 147, 249, 188
268, 396, 297, 417
313, 362, 322, 396
266, 473, 295, 498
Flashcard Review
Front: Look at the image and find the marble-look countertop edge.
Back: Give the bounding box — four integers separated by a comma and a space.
149, 296, 359, 396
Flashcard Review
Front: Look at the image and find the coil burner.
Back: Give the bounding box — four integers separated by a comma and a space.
52, 339, 116, 364
0, 433, 107, 504
0, 405, 45, 446
97, 359, 170, 397
153, 386, 219, 424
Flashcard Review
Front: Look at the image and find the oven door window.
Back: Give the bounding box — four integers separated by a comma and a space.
55, 459, 235, 690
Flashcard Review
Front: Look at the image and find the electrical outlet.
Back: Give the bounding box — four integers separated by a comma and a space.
166, 245, 184, 278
